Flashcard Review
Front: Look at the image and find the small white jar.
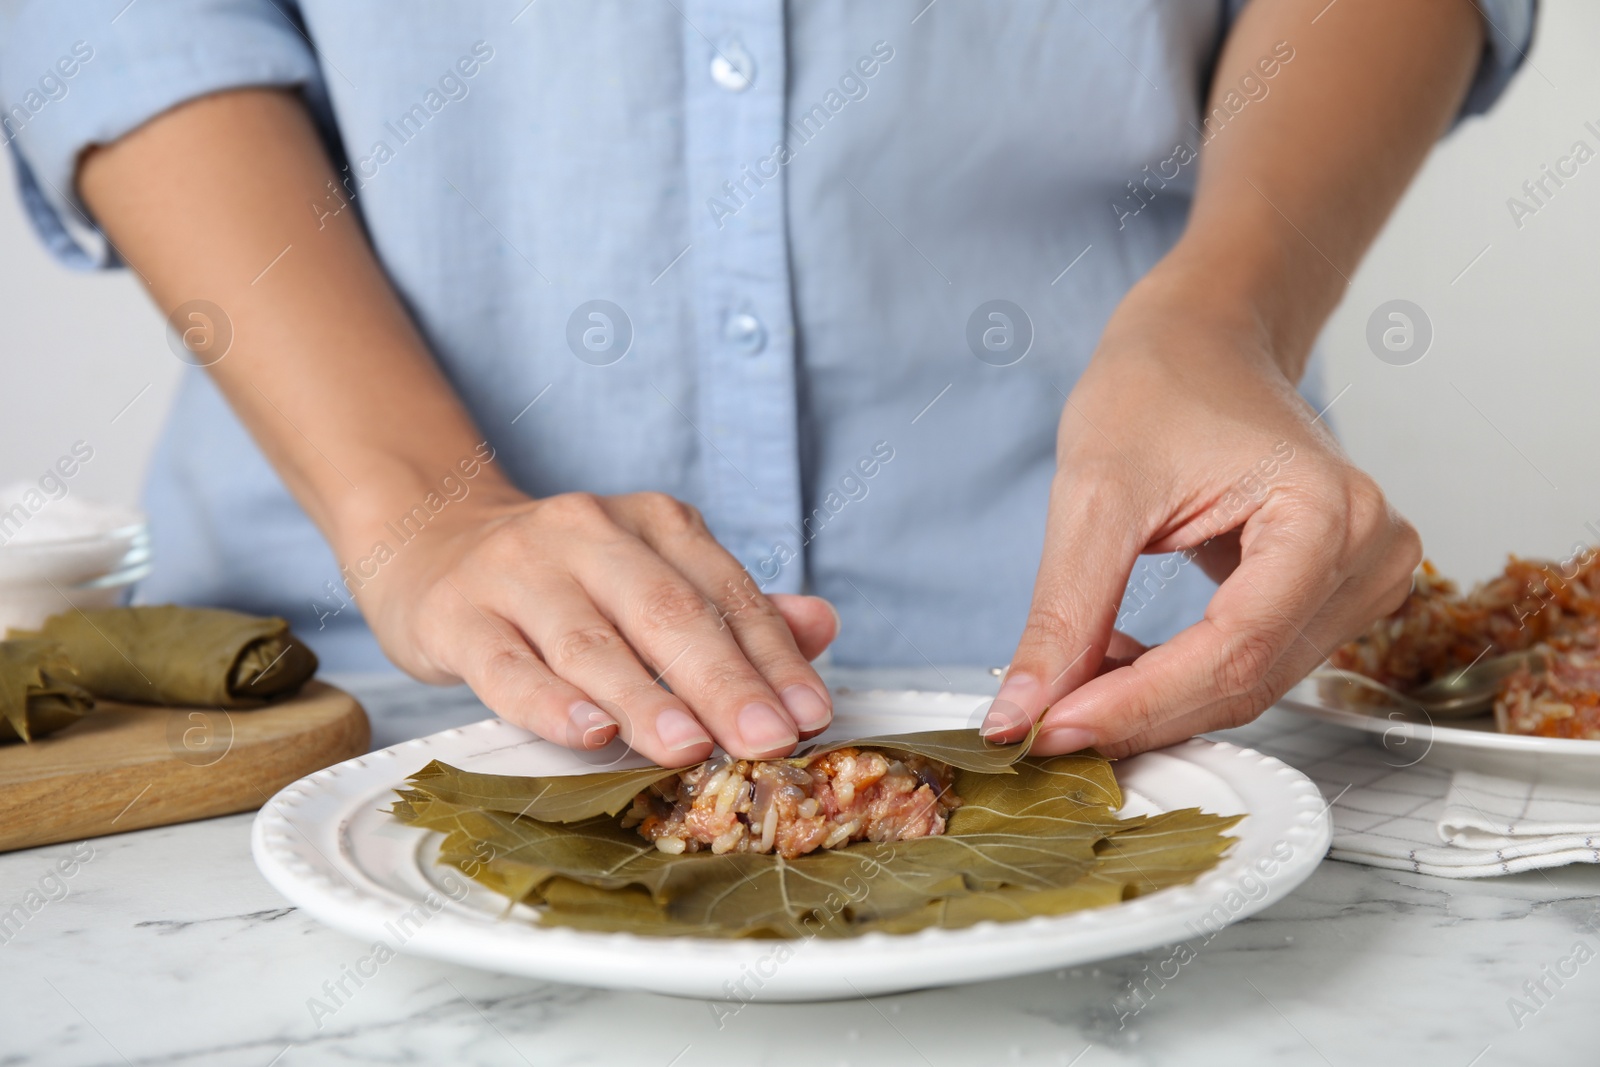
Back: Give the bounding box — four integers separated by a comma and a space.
0, 485, 152, 634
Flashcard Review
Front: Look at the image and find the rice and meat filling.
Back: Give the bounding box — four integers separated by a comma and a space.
1495, 627, 1600, 740
621, 747, 961, 859
1334, 554, 1600, 738
1332, 555, 1600, 689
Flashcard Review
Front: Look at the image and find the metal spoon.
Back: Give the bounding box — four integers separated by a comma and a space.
1404, 648, 1550, 718
1313, 648, 1549, 721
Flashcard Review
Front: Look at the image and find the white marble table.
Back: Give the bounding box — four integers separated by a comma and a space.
2, 669, 1595, 1066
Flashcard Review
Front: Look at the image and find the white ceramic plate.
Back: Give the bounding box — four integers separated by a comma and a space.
1279, 676, 1600, 783
252, 689, 1330, 1002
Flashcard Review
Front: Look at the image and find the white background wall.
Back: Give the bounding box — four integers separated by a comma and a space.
3, 2, 1597, 588
1316, 0, 1600, 583
2, 150, 177, 507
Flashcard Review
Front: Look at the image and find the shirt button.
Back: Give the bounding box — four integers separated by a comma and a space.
710, 40, 755, 92
724, 312, 767, 353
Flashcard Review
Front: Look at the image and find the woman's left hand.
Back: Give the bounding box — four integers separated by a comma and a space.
981, 275, 1422, 758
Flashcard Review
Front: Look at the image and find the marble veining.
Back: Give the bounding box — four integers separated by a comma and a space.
0, 669, 1594, 1066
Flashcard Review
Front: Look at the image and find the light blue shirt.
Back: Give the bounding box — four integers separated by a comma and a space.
3, 1, 1532, 670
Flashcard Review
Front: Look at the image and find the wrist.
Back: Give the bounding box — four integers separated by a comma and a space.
1097, 256, 1285, 384
1122, 236, 1323, 382
324, 444, 525, 564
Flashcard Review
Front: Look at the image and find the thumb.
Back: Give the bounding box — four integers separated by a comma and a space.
769, 593, 839, 661
1101, 629, 1150, 671
982, 477, 1145, 743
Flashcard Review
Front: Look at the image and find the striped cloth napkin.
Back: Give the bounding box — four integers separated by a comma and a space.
1214, 709, 1600, 878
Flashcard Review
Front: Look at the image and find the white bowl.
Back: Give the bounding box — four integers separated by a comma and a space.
0, 517, 151, 632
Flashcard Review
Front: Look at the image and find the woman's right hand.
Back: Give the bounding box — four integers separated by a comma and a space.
71, 88, 835, 767
347, 486, 838, 766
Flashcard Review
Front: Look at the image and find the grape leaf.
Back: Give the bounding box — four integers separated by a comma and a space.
391, 738, 1240, 939
404, 725, 1041, 824
0, 639, 93, 744
9, 605, 316, 707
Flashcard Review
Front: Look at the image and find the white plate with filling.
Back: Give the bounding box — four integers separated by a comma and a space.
252, 689, 1331, 1002
1278, 675, 1600, 782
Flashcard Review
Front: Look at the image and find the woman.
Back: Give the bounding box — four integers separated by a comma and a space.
1, 1, 1532, 765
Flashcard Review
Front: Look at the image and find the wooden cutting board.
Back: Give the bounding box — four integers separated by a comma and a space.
0, 680, 369, 852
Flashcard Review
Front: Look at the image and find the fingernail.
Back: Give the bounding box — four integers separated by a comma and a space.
980, 674, 1039, 737
738, 702, 798, 751
568, 701, 617, 748
780, 684, 832, 733
820, 598, 842, 637
1038, 726, 1096, 753
655, 707, 712, 751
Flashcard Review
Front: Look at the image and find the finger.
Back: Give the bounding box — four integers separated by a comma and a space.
1038, 546, 1414, 756
1103, 629, 1149, 665
1028, 630, 1154, 754
769, 593, 840, 662
437, 596, 622, 754
1035, 635, 1296, 759
1031, 499, 1351, 751
510, 575, 720, 766
720, 593, 834, 739
1189, 529, 1243, 586
1067, 618, 1335, 759
981, 471, 1147, 742
636, 512, 834, 737
706, 582, 833, 740
574, 532, 803, 758
1056, 698, 1230, 760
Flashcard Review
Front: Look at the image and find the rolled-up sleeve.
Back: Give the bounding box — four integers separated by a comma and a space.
1458, 0, 1538, 119
1, 0, 320, 269
1221, 0, 1537, 125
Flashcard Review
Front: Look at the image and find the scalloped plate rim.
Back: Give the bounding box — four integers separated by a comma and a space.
1278, 678, 1600, 766
251, 689, 1331, 1001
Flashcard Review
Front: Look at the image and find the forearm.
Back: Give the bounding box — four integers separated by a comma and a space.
1133, 0, 1484, 378
72, 86, 845, 761
76, 88, 517, 556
